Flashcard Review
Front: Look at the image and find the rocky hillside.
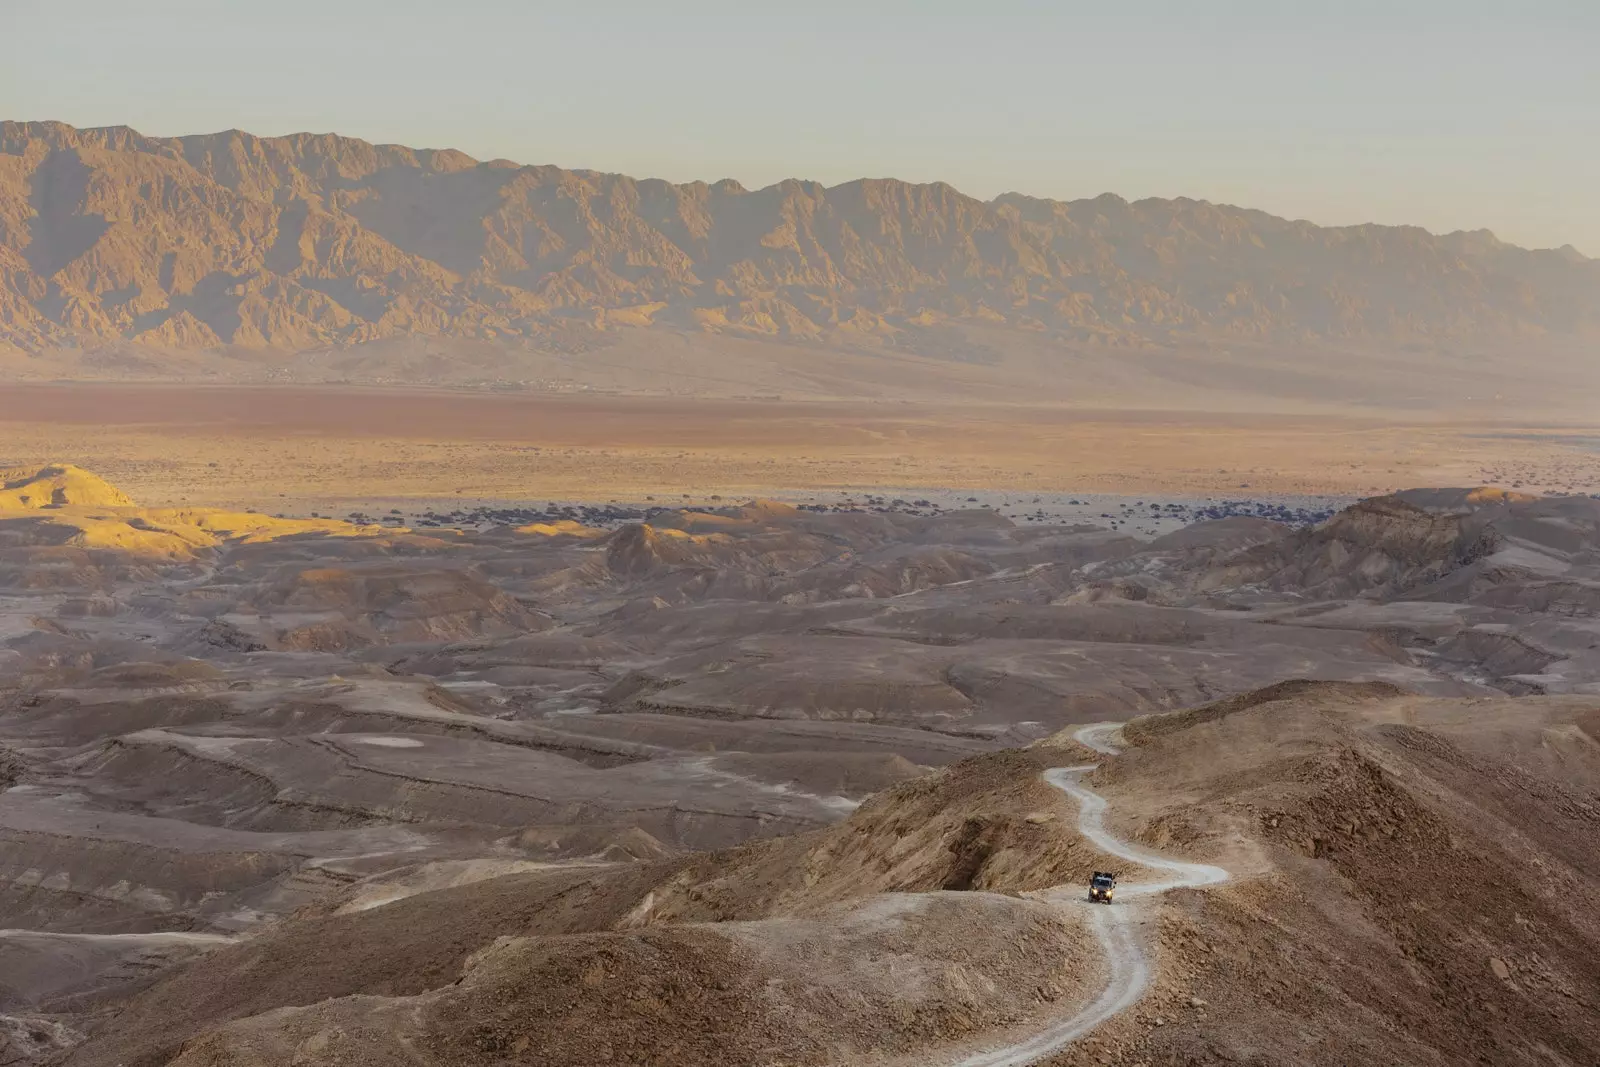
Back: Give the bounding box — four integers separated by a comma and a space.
5, 476, 1600, 1064
2, 120, 1597, 359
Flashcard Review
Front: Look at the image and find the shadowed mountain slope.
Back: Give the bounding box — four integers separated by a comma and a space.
2, 121, 1597, 374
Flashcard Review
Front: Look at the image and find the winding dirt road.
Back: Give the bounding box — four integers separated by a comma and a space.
950, 723, 1231, 1067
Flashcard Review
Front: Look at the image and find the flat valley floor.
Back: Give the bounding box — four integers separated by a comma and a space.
2, 384, 1598, 512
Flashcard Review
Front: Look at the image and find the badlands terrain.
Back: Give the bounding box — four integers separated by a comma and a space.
0, 461, 1597, 1065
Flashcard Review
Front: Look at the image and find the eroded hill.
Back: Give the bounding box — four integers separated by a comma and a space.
1, 471, 1598, 1064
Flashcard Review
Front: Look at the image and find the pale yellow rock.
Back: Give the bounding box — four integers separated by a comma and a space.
0, 464, 396, 559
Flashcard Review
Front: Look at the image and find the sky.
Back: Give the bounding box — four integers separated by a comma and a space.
5, 0, 1598, 254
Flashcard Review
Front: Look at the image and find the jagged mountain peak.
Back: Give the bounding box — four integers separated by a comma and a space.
1, 120, 1596, 360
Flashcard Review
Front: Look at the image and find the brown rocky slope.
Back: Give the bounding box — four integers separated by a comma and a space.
1082, 682, 1600, 1067
55, 744, 1106, 1067
47, 682, 1600, 1067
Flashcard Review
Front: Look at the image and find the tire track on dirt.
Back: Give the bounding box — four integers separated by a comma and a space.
949, 722, 1230, 1067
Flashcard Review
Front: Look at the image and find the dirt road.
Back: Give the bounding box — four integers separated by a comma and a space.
950, 724, 1231, 1067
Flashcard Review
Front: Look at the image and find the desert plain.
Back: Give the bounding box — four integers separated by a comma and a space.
2, 384, 1598, 516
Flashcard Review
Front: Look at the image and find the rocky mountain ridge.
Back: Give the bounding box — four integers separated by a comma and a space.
3, 120, 1597, 361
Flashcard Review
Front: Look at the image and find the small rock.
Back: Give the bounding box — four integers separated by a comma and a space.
1153, 1017, 1166, 1027
1024, 812, 1054, 825
1489, 957, 1512, 980
1188, 996, 1208, 1008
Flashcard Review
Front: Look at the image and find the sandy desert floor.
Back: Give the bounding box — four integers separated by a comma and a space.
1, 385, 1597, 514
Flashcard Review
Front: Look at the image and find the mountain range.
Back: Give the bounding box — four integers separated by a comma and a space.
3, 120, 1597, 370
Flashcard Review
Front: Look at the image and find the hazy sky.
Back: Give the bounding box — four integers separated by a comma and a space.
6, 1, 1598, 253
